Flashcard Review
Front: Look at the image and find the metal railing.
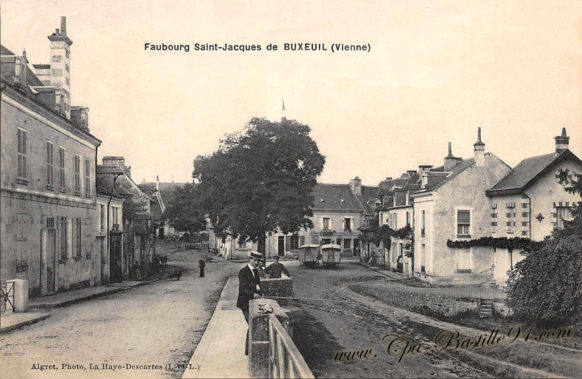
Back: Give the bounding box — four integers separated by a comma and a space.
268, 314, 314, 379
1, 281, 15, 313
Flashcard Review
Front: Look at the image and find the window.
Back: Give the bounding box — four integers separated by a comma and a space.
46, 142, 54, 188
421, 210, 426, 237
73, 155, 80, 194
290, 235, 300, 250
46, 217, 55, 228
521, 221, 528, 226
491, 221, 497, 226
343, 239, 351, 249
521, 203, 529, 209
343, 218, 352, 232
406, 211, 410, 226
322, 217, 330, 230
113, 207, 119, 225
393, 214, 398, 229
59, 148, 66, 189
17, 128, 27, 180
556, 206, 573, 230
521, 212, 529, 218
85, 159, 91, 195
60, 217, 67, 260
73, 218, 82, 257
457, 210, 471, 237
100, 205, 104, 230
52, 55, 62, 62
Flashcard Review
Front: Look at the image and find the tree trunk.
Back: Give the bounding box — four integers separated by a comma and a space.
257, 233, 266, 265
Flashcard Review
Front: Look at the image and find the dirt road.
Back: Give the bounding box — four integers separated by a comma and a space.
0, 244, 238, 379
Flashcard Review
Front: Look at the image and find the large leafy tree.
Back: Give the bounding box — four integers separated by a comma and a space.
507, 170, 582, 324
164, 183, 207, 234
193, 117, 325, 259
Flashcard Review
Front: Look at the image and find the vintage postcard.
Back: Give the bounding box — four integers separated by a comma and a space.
1, 0, 581, 378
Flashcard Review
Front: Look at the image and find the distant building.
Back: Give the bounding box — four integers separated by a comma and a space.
96, 185, 124, 284
263, 177, 378, 258
375, 171, 420, 272
97, 157, 155, 278
138, 179, 186, 239
411, 128, 511, 284
214, 177, 377, 259
486, 128, 581, 287
1, 17, 102, 297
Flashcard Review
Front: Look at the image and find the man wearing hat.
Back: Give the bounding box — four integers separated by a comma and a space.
264, 255, 291, 279
237, 251, 263, 355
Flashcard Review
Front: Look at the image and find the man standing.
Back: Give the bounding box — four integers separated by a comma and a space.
264, 256, 291, 278
236, 251, 263, 355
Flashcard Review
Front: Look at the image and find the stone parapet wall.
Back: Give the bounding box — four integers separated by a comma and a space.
260, 276, 293, 306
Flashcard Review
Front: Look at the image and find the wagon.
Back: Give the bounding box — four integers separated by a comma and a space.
298, 244, 320, 267
320, 244, 342, 267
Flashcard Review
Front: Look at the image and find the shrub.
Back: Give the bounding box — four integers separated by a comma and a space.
507, 232, 582, 325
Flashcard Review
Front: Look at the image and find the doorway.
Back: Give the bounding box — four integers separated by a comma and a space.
277, 236, 285, 256
40, 229, 56, 295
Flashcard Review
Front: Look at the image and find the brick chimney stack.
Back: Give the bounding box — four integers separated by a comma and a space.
473, 127, 485, 167
444, 142, 461, 171
349, 176, 362, 195
555, 128, 570, 153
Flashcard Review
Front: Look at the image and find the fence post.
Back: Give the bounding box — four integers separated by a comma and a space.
248, 299, 289, 378
6, 279, 28, 312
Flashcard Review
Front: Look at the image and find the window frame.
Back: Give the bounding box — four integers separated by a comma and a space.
17, 127, 28, 181
84, 158, 91, 196
73, 154, 81, 194
58, 147, 66, 190
46, 141, 54, 188
455, 208, 472, 238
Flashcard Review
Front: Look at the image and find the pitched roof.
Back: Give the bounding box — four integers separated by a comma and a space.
355, 185, 380, 214
487, 150, 581, 196
312, 184, 363, 212
1, 45, 15, 55
414, 157, 477, 194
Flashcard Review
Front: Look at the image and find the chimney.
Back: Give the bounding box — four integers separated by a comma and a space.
61, 16, 67, 36
418, 165, 432, 177
349, 176, 362, 195
444, 142, 461, 171
70, 106, 89, 131
555, 128, 570, 153
13, 51, 29, 88
102, 156, 126, 169
406, 170, 416, 177
156, 175, 160, 191
473, 127, 485, 167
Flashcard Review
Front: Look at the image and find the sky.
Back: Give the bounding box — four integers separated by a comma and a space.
2, 0, 581, 187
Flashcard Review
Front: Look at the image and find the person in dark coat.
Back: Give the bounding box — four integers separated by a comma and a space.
198, 259, 206, 278
237, 251, 263, 355
264, 256, 291, 278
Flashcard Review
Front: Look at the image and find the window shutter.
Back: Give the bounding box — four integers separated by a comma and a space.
457, 210, 470, 224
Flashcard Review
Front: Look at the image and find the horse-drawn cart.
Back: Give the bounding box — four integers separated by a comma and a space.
320, 244, 342, 267
298, 244, 320, 267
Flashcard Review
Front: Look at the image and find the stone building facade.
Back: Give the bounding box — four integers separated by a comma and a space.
486, 128, 581, 287
1, 18, 102, 297
411, 129, 511, 284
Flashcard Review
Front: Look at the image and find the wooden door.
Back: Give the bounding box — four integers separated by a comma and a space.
41, 229, 56, 295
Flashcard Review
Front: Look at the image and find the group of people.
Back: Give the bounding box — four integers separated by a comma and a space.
236, 252, 290, 355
